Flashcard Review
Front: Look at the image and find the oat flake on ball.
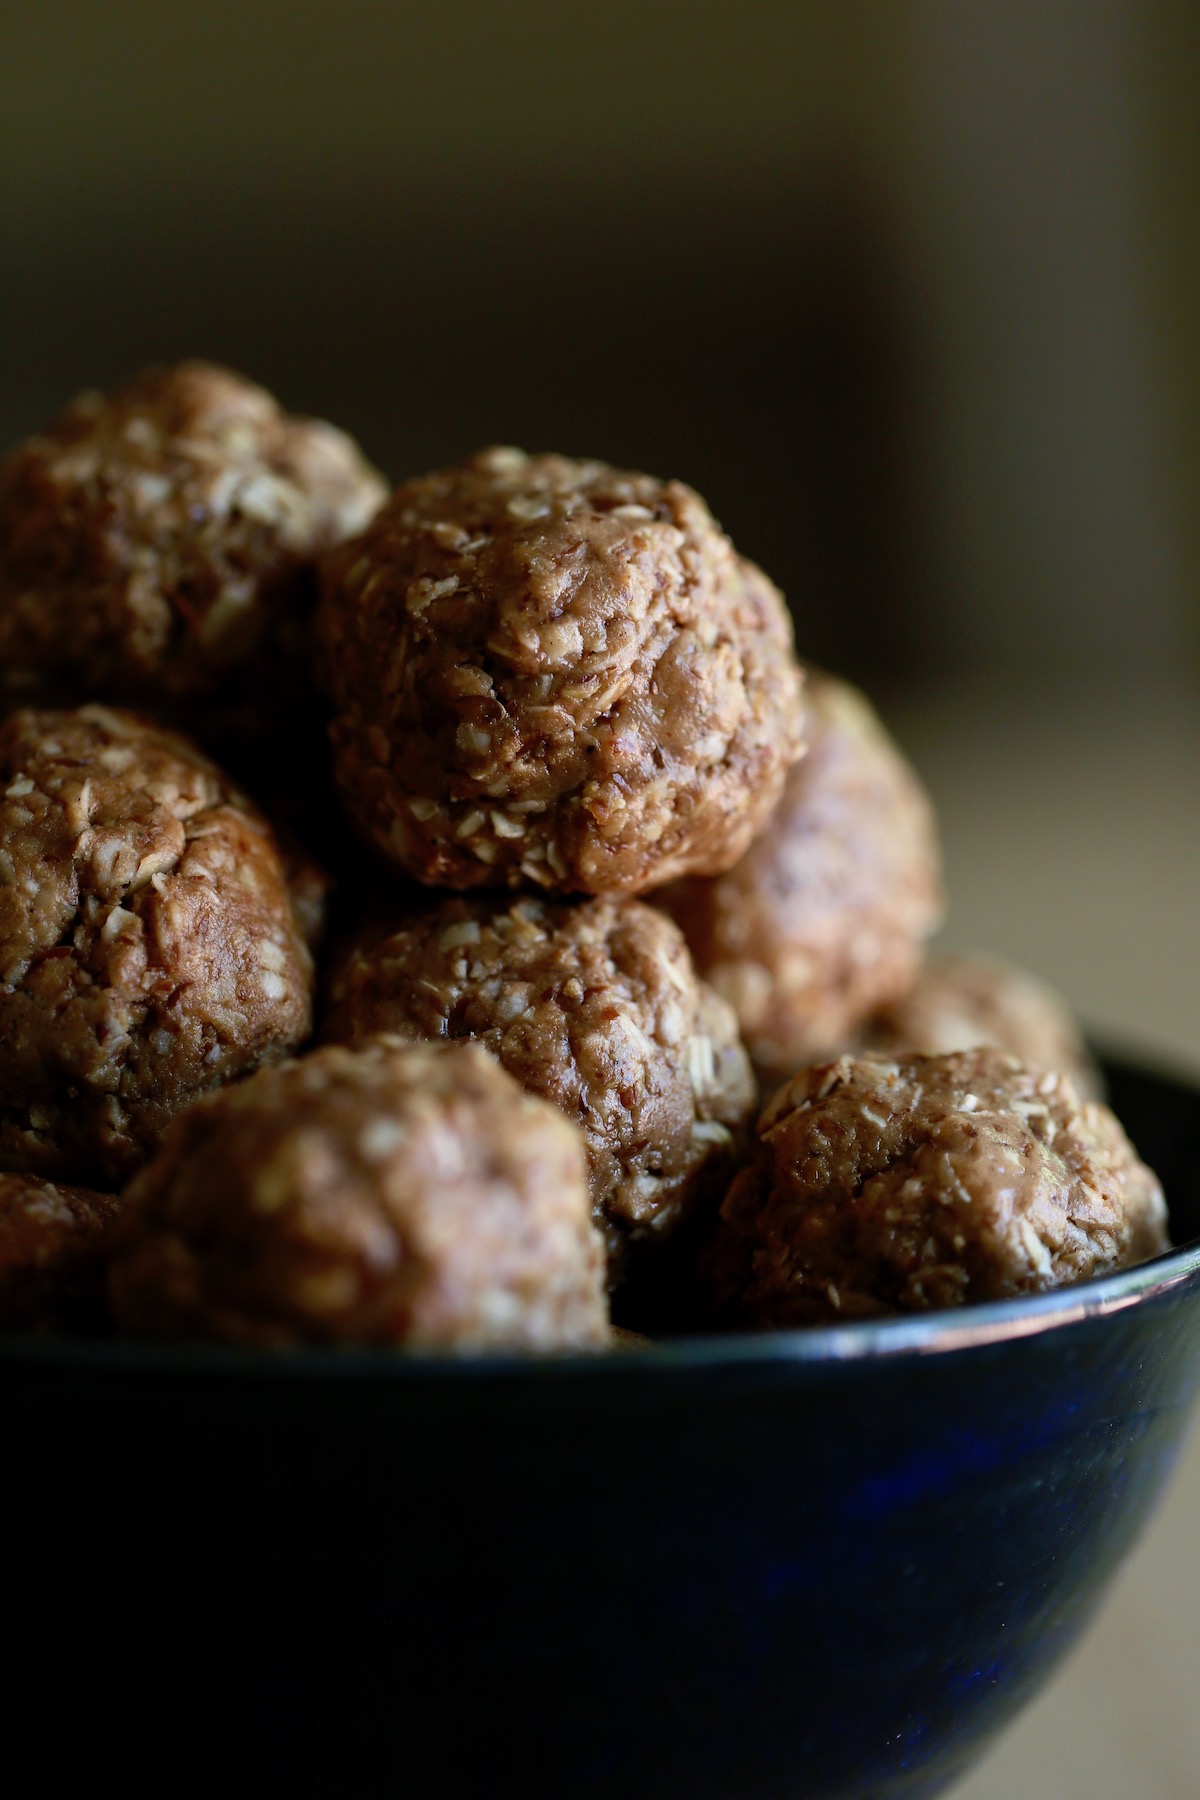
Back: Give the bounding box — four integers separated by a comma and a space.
0, 360, 386, 709
109, 1037, 609, 1351
707, 1047, 1168, 1327
0, 706, 316, 1185
317, 449, 806, 894
322, 893, 756, 1282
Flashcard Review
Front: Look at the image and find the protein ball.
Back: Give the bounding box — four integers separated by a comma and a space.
866, 952, 1102, 1100
707, 1048, 1169, 1326
322, 894, 756, 1282
0, 705, 316, 1184
0, 360, 386, 709
0, 1171, 122, 1332
317, 449, 805, 894
109, 1037, 609, 1351
658, 669, 942, 1087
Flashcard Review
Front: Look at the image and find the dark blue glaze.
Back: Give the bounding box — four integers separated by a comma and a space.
5, 1054, 1200, 1799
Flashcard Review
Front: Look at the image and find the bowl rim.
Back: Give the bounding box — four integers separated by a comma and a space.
2, 1235, 1198, 1382
3, 1044, 1199, 1383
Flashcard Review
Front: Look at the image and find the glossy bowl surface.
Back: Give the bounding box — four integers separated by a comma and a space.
6, 1054, 1200, 1800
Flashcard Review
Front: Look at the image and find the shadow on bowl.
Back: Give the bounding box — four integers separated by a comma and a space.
5, 1053, 1200, 1800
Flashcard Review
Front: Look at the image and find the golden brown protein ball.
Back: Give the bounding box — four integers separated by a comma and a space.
0, 1171, 123, 1333
110, 1037, 609, 1352
0, 360, 386, 710
866, 952, 1102, 1100
0, 705, 316, 1185
707, 1048, 1168, 1328
657, 669, 942, 1088
322, 893, 756, 1282
317, 449, 806, 894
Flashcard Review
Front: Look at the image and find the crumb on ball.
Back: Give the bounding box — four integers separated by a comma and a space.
0, 705, 317, 1184
109, 1037, 609, 1351
706, 1047, 1168, 1326
316, 448, 805, 895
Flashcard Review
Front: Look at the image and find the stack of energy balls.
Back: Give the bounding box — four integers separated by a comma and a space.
0, 363, 1169, 1350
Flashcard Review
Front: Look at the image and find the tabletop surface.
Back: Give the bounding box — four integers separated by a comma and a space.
884, 672, 1200, 1800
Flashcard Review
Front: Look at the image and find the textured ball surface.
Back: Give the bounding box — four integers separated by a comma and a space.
0, 1171, 122, 1332
0, 706, 316, 1183
658, 670, 941, 1086
317, 448, 805, 894
0, 360, 385, 708
708, 1047, 1168, 1326
323, 892, 755, 1282
110, 1037, 609, 1351
867, 953, 1101, 1100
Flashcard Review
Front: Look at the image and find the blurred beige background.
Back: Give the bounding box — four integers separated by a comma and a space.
2, 3, 1198, 1792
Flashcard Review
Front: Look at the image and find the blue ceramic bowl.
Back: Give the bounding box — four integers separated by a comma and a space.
5, 1053, 1200, 1800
